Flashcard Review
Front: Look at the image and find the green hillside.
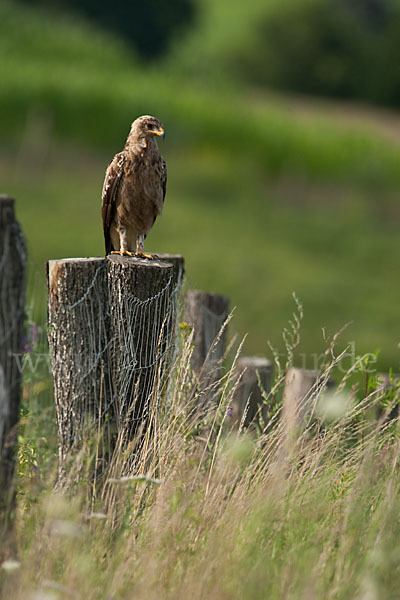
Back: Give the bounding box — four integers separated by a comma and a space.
1, 0, 399, 371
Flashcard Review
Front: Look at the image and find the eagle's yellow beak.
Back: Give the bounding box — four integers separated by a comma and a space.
154, 128, 165, 137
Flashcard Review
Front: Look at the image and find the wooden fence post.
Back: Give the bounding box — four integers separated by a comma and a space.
106, 255, 182, 444
47, 255, 183, 483
47, 257, 108, 482
282, 367, 333, 441
0, 196, 27, 527
183, 290, 229, 382
283, 368, 318, 431
231, 357, 273, 430
375, 373, 399, 422
156, 254, 185, 282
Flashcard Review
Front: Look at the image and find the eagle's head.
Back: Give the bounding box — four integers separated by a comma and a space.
130, 115, 165, 142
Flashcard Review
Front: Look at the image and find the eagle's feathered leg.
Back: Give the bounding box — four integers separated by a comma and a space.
135, 233, 155, 260
111, 225, 135, 257
136, 234, 145, 253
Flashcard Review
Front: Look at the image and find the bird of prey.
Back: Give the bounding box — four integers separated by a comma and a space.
101, 115, 166, 258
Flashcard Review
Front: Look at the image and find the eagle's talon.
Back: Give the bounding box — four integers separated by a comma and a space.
111, 250, 135, 257
134, 251, 157, 260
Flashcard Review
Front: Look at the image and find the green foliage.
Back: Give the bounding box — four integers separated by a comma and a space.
174, 0, 400, 107
17, 0, 197, 61
244, 0, 400, 106
3, 1, 400, 180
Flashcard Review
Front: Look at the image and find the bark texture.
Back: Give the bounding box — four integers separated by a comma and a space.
231, 357, 273, 430
282, 367, 334, 442
47, 258, 108, 480
183, 290, 229, 379
106, 255, 176, 441
156, 253, 185, 285
47, 255, 181, 482
282, 367, 324, 434
0, 196, 26, 523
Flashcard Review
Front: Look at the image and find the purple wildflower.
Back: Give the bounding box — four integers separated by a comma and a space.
29, 323, 40, 346
22, 336, 32, 354
23, 323, 41, 354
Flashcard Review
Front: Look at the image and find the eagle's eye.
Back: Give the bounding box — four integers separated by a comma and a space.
148, 123, 155, 130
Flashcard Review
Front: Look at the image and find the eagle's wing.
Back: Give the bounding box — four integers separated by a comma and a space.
101, 152, 125, 255
161, 157, 167, 204
151, 157, 167, 228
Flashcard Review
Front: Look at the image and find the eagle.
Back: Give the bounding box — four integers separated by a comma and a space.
101, 115, 166, 258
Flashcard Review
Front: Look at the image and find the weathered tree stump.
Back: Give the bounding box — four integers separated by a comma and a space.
47, 255, 183, 482
47, 258, 109, 480
0, 196, 27, 526
183, 290, 229, 381
106, 255, 179, 441
231, 357, 273, 430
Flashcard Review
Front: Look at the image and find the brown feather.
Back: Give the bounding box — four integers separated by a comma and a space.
101, 152, 125, 254
101, 116, 167, 255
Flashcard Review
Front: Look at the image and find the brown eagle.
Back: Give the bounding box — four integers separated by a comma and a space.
101, 115, 166, 258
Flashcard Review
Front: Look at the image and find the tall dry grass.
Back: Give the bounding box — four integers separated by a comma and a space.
1, 319, 400, 600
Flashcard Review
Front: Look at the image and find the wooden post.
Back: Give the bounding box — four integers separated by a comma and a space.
156, 253, 185, 283
106, 255, 178, 442
283, 368, 318, 430
375, 372, 399, 392
183, 290, 229, 382
375, 373, 399, 422
282, 367, 333, 439
0, 196, 27, 525
47, 255, 183, 481
231, 357, 273, 430
47, 257, 108, 481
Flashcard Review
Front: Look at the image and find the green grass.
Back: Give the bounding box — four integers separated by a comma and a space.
0, 0, 399, 371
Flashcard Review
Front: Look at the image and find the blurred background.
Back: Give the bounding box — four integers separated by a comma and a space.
1, 0, 399, 370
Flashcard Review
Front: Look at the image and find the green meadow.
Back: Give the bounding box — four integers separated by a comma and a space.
1, 1, 400, 370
